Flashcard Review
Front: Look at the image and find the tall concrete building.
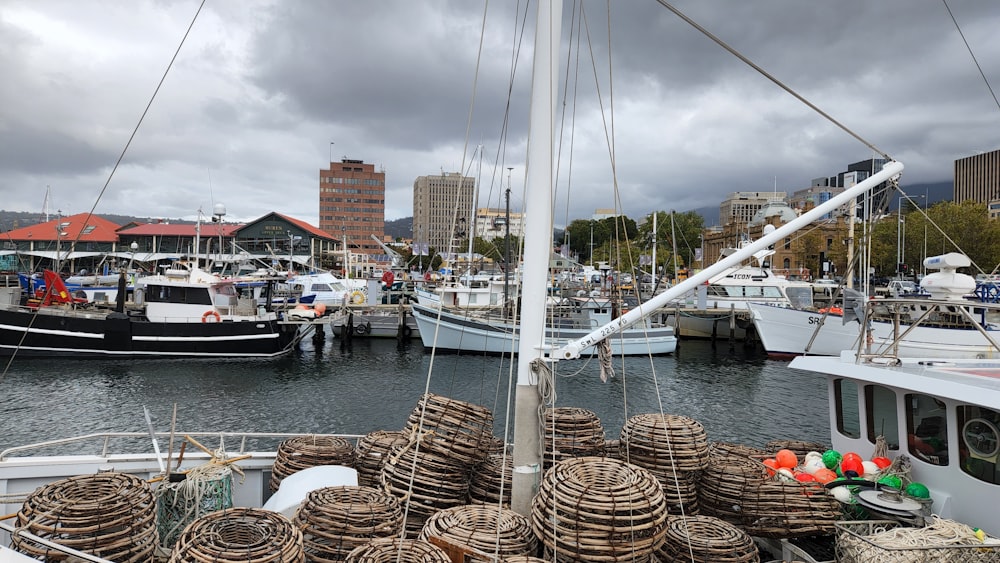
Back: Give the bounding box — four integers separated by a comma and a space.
955, 148, 1000, 217
412, 172, 476, 253
319, 158, 385, 255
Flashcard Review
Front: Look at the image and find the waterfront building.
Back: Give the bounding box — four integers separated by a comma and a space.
474, 207, 524, 241
719, 191, 786, 229
954, 148, 1000, 218
319, 158, 385, 256
412, 172, 476, 253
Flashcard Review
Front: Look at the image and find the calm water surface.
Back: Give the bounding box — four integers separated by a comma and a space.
0, 337, 830, 453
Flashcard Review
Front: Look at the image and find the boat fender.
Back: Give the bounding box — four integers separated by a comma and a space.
355, 323, 369, 335
202, 310, 222, 323
381, 271, 395, 286
350, 290, 366, 305
401, 325, 412, 338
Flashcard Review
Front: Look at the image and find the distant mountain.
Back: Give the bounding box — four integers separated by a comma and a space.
384, 217, 413, 239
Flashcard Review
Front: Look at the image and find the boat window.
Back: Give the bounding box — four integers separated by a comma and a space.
834, 379, 861, 438
312, 283, 332, 292
865, 385, 899, 449
958, 405, 1000, 485
785, 287, 814, 308
145, 285, 213, 306
905, 394, 948, 466
743, 286, 764, 298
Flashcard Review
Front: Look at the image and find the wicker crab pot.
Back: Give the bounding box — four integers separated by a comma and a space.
531, 456, 668, 562
354, 430, 408, 488
656, 515, 760, 563
419, 504, 538, 560
271, 435, 356, 492
13, 472, 157, 563
404, 393, 494, 467
169, 507, 304, 563
469, 452, 513, 506
344, 537, 452, 563
293, 485, 403, 563
542, 407, 606, 468
380, 441, 472, 537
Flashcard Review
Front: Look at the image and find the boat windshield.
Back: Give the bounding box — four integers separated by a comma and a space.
784, 286, 814, 308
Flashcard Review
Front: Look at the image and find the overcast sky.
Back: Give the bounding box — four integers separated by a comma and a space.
2, 1, 998, 229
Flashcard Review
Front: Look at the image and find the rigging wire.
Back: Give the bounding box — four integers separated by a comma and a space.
942, 0, 1000, 113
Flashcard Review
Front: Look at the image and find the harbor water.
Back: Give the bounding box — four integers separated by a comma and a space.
0, 337, 830, 454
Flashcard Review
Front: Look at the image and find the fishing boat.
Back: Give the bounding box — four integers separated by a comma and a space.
411, 296, 677, 356
661, 241, 819, 340
288, 270, 367, 307
789, 352, 1000, 537
4, 1, 994, 562
0, 265, 304, 358
748, 252, 1000, 358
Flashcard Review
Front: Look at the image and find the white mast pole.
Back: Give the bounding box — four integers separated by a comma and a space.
511, 0, 560, 516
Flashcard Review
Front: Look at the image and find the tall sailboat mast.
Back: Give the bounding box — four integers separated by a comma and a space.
511, 0, 561, 516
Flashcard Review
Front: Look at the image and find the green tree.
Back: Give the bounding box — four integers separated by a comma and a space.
637, 210, 705, 277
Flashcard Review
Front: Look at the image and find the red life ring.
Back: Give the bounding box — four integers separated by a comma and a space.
423, 271, 431, 282
202, 310, 222, 323
381, 271, 395, 286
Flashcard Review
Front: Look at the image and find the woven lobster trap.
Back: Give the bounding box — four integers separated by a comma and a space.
765, 439, 830, 459
419, 504, 538, 561
270, 435, 356, 492
293, 485, 403, 563
13, 472, 158, 563
531, 456, 669, 562
698, 452, 770, 525
380, 441, 472, 537
737, 477, 841, 538
345, 538, 452, 563
168, 507, 304, 563
542, 407, 606, 468
404, 393, 494, 467
619, 413, 710, 473
656, 515, 761, 563
836, 519, 1000, 563
708, 441, 767, 460
469, 452, 513, 506
355, 430, 409, 487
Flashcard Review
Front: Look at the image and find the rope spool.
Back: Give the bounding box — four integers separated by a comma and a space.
355, 430, 409, 488
168, 507, 304, 562
542, 407, 606, 468
270, 435, 356, 492
530, 456, 669, 562
293, 485, 403, 563
345, 538, 451, 563
469, 452, 513, 506
656, 515, 760, 563
155, 464, 234, 552
404, 393, 494, 467
419, 504, 538, 560
13, 472, 158, 563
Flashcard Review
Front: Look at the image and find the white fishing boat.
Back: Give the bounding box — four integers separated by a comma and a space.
661, 242, 819, 340
789, 351, 1000, 537
411, 295, 677, 356
748, 253, 1000, 358
288, 270, 367, 307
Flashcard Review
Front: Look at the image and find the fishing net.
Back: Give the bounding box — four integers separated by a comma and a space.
155, 463, 234, 552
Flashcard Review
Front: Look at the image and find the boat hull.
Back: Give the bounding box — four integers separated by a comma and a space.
748, 302, 1000, 358
411, 304, 676, 356
0, 305, 299, 358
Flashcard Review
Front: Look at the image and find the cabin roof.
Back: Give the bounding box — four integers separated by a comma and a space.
2, 213, 121, 242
